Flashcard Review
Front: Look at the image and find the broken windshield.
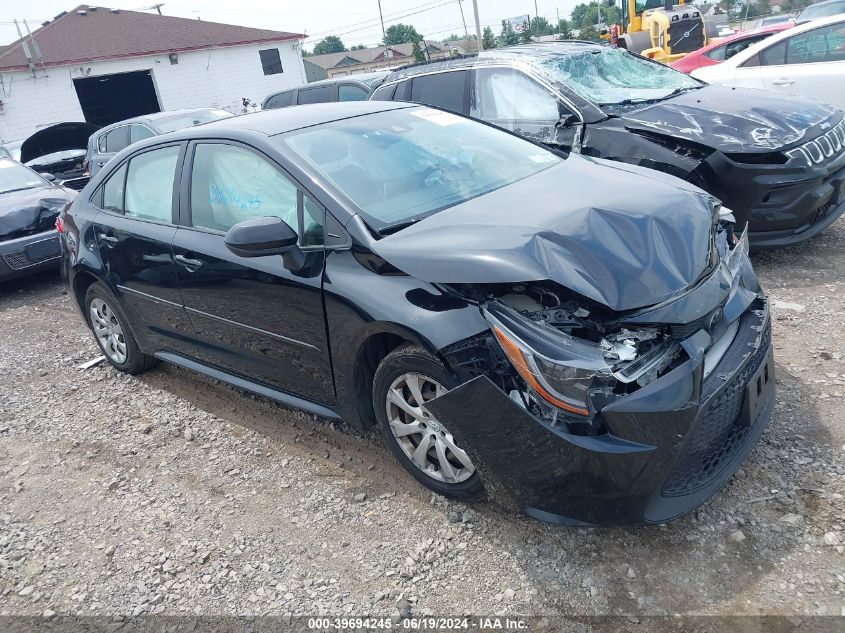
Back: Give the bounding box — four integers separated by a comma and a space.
537, 48, 701, 108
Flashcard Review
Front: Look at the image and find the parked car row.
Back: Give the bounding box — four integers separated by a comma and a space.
59, 101, 775, 526
7, 33, 842, 526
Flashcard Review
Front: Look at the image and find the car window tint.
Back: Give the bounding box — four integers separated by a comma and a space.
124, 146, 179, 222
102, 163, 127, 213
266, 91, 295, 109
106, 126, 130, 153
97, 133, 108, 153
338, 84, 369, 102
130, 125, 156, 143
298, 86, 334, 104
189, 143, 300, 235
369, 83, 396, 101
759, 40, 787, 66
410, 71, 467, 113
786, 24, 845, 64
705, 44, 727, 61
394, 80, 410, 101
472, 68, 561, 125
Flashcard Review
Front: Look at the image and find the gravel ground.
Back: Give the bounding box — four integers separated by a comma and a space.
1, 218, 844, 619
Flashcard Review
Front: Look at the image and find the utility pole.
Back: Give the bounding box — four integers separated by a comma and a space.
471, 0, 483, 50
377, 0, 386, 41
534, 0, 539, 35
457, 0, 470, 42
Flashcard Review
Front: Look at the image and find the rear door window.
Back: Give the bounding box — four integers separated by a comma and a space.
758, 40, 787, 66
338, 84, 369, 101
410, 71, 468, 114
298, 86, 335, 104
265, 91, 295, 109
105, 126, 130, 153
100, 163, 127, 213
124, 146, 180, 223
130, 125, 156, 143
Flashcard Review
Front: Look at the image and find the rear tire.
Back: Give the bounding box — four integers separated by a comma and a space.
85, 282, 156, 375
373, 344, 484, 501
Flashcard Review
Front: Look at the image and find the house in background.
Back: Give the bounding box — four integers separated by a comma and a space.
0, 5, 306, 142
304, 41, 449, 81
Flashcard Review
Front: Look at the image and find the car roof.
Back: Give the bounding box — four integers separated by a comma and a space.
153, 101, 416, 140
722, 12, 845, 65
265, 71, 390, 98
94, 108, 225, 134
801, 0, 845, 9
696, 23, 792, 53
383, 40, 604, 82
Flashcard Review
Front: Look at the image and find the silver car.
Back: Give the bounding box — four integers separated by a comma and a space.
85, 108, 232, 177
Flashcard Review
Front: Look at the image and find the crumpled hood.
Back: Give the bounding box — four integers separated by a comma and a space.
20, 122, 100, 164
620, 84, 841, 152
371, 156, 718, 312
0, 185, 75, 240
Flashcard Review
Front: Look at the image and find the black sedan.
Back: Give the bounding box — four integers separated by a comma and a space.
0, 157, 76, 282
59, 102, 775, 526
372, 42, 845, 250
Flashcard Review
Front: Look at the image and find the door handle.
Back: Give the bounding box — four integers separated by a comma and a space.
174, 254, 204, 271
96, 232, 118, 246
771, 78, 794, 86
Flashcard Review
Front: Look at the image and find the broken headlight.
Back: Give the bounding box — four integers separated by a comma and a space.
483, 301, 680, 420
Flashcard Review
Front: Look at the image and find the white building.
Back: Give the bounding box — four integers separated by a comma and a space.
0, 5, 307, 142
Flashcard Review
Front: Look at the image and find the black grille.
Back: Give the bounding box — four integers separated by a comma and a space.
662, 308, 772, 497
2, 250, 33, 270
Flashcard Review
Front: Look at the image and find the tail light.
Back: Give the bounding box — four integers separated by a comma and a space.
82, 161, 90, 177
55, 217, 65, 233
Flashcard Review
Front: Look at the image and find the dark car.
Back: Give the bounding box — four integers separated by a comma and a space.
60, 102, 774, 526
371, 42, 845, 250
86, 108, 234, 178
262, 72, 389, 110
0, 157, 76, 281
19, 122, 100, 191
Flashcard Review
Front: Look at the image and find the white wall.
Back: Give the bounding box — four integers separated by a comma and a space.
0, 39, 306, 142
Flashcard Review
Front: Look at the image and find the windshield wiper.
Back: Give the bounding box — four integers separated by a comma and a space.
600, 86, 701, 108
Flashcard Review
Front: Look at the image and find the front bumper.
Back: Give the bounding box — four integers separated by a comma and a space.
702, 150, 845, 251
427, 301, 775, 526
0, 230, 61, 282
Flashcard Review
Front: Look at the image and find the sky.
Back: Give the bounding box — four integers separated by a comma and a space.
1, 0, 586, 49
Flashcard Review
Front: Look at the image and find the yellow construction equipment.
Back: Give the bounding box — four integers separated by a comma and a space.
615, 0, 716, 62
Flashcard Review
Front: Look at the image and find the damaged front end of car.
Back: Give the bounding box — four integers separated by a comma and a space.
427, 218, 775, 526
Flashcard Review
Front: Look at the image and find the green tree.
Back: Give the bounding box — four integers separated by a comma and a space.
350, 44, 366, 50
499, 21, 520, 46
411, 38, 426, 62
482, 26, 496, 49
579, 24, 600, 40
558, 19, 573, 39
519, 25, 533, 43
530, 16, 554, 36
313, 35, 346, 55
383, 23, 424, 45
444, 33, 462, 42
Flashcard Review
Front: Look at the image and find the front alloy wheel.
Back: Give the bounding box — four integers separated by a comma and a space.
373, 344, 484, 501
386, 372, 475, 484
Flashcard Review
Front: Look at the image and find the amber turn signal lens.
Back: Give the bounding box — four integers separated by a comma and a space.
492, 326, 590, 417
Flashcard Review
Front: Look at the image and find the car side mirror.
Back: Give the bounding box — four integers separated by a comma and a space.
224, 215, 298, 255
556, 112, 578, 128
40, 172, 56, 182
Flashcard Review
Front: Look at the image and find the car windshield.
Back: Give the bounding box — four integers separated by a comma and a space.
279, 107, 561, 230
537, 48, 701, 108
800, 2, 845, 19
155, 109, 233, 133
0, 159, 45, 194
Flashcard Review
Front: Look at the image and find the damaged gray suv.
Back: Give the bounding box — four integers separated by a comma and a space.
60, 102, 774, 526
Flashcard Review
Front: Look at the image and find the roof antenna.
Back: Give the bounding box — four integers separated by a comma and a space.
13, 20, 38, 79
23, 20, 47, 77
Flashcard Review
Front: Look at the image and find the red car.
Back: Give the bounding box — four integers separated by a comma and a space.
670, 24, 794, 74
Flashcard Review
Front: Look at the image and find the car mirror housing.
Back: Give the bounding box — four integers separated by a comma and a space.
224, 216, 299, 258
40, 172, 56, 182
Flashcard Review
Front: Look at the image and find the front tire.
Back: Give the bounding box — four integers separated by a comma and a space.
373, 344, 484, 501
85, 282, 155, 375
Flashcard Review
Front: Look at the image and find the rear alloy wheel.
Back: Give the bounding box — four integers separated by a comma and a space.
84, 282, 156, 375
373, 345, 484, 500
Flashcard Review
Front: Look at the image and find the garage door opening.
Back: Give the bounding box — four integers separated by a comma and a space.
73, 70, 161, 127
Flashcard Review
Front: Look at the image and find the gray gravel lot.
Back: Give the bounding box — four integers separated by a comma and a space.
1, 218, 844, 618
